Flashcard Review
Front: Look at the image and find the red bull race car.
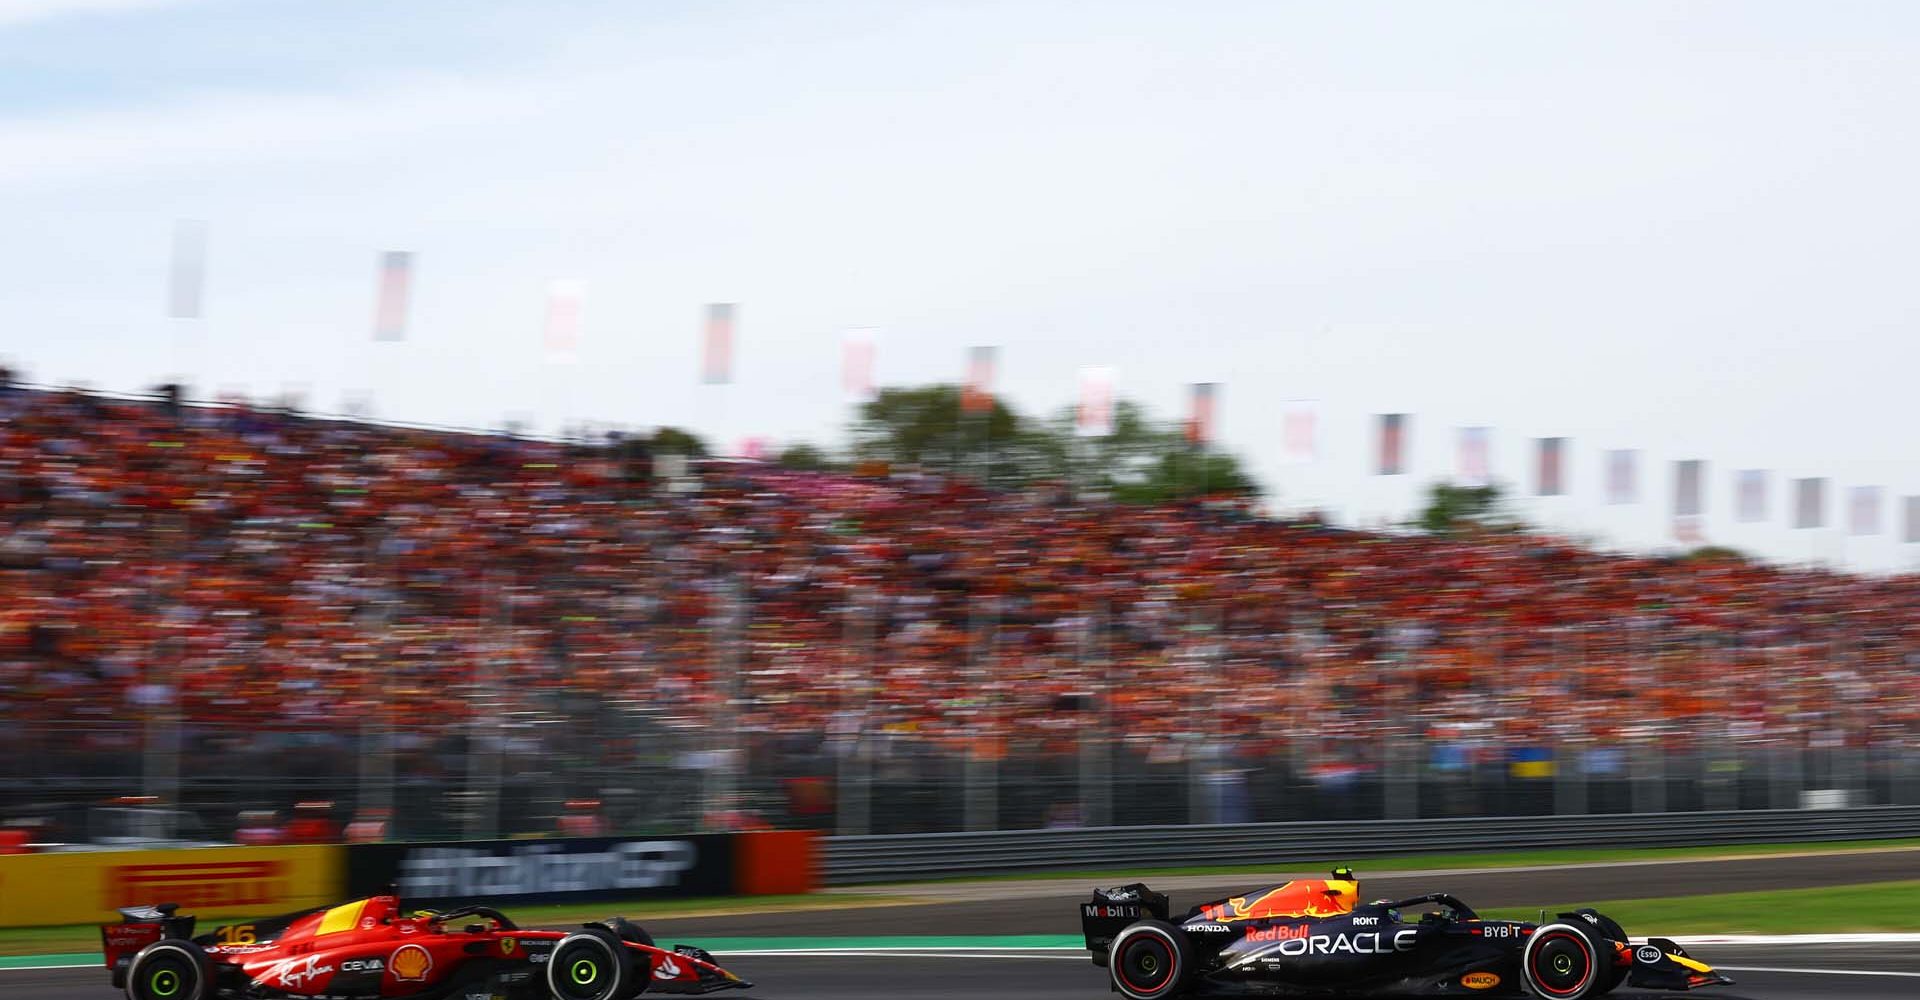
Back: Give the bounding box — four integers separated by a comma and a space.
101, 894, 750, 1000
1080, 868, 1732, 998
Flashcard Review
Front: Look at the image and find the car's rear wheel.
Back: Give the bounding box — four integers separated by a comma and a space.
126, 941, 208, 1000
1108, 920, 1190, 1000
1523, 922, 1607, 999
549, 928, 641, 1000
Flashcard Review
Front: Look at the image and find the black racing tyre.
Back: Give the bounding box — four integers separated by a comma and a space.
1580, 911, 1631, 994
593, 916, 656, 948
548, 927, 642, 1000
1108, 920, 1191, 1000
1522, 921, 1608, 999
126, 940, 209, 1000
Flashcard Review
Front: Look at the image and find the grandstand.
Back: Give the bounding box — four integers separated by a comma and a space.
2, 381, 1917, 843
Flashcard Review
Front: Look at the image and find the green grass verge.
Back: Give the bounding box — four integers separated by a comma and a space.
0, 893, 909, 958
907, 837, 1920, 885
1480, 879, 1920, 935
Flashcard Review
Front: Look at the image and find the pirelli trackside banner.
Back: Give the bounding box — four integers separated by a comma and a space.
345, 835, 736, 906
0, 846, 342, 928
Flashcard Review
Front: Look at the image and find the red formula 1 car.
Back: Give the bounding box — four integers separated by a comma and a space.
101, 895, 751, 1000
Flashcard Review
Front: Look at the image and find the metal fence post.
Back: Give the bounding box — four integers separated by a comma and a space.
963, 597, 998, 832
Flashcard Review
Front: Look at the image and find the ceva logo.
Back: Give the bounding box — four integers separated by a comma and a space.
1243, 924, 1309, 943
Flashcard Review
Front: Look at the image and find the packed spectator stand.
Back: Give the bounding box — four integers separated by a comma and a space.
2, 377, 1917, 839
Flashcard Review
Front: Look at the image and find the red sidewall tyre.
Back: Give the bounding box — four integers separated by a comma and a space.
1523, 923, 1604, 999
1109, 921, 1188, 1000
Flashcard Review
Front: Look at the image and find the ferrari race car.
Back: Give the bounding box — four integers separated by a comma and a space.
101, 894, 750, 1000
1080, 868, 1732, 998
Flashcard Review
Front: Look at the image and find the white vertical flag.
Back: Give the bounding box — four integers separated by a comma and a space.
167, 219, 208, 319
1076, 366, 1115, 437
372, 251, 414, 342
703, 303, 737, 384
1793, 478, 1826, 529
1281, 400, 1319, 465
1605, 449, 1639, 504
1735, 470, 1767, 523
1849, 486, 1883, 536
543, 280, 585, 364
842, 328, 876, 401
1456, 427, 1492, 487
1673, 459, 1705, 542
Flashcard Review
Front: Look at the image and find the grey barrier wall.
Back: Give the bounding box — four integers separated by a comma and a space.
820, 806, 1920, 884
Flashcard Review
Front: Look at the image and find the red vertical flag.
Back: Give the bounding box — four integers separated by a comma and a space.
703, 303, 736, 384
372, 250, 413, 342
1376, 414, 1407, 475
961, 346, 997, 414
1187, 382, 1219, 445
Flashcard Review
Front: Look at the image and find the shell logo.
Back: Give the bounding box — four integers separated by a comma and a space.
1461, 971, 1501, 990
391, 944, 433, 982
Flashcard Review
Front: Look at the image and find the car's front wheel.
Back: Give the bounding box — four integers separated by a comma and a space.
1522, 921, 1608, 999
1108, 920, 1191, 1000
125, 940, 209, 1000
548, 928, 642, 1000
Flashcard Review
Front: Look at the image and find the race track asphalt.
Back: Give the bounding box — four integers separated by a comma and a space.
648, 847, 1920, 938
12, 947, 1919, 1000
12, 849, 1920, 1000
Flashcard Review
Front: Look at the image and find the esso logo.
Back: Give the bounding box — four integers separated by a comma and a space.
1636, 946, 1663, 964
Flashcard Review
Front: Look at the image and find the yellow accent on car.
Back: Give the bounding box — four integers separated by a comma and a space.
1668, 953, 1713, 974
316, 899, 370, 936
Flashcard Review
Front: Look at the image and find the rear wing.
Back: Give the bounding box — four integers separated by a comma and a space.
102, 903, 195, 988
1080, 883, 1170, 967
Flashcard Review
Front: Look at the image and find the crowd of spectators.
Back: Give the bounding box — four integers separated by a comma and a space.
2, 378, 1917, 800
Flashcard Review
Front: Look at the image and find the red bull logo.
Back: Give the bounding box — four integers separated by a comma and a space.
1244, 925, 1309, 942
1200, 880, 1357, 922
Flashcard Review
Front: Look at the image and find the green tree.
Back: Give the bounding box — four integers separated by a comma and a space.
851, 383, 1260, 501
776, 442, 837, 471
1416, 482, 1523, 534
851, 385, 1025, 482
650, 426, 709, 457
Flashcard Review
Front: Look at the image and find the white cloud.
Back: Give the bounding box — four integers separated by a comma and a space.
0, 0, 196, 28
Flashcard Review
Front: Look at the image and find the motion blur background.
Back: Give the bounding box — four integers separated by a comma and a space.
3, 0, 1919, 847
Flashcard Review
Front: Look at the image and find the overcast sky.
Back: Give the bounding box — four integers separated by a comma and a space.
2, 0, 1916, 569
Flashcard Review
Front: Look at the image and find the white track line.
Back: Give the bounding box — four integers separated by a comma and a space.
1718, 965, 1920, 979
